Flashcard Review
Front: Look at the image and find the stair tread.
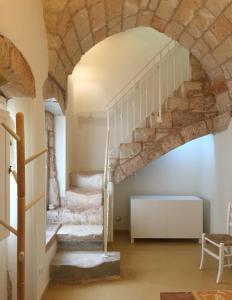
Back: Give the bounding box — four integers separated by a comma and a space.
67, 187, 102, 195
57, 224, 103, 241
51, 251, 120, 268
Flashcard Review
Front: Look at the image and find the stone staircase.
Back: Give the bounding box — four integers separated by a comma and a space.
112, 56, 229, 184
48, 172, 120, 283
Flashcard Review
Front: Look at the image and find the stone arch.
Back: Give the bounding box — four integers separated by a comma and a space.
42, 0, 232, 109
0, 35, 35, 98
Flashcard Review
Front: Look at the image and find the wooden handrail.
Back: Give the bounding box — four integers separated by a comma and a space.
25, 148, 47, 165
1, 122, 21, 141
26, 194, 44, 211
0, 220, 17, 236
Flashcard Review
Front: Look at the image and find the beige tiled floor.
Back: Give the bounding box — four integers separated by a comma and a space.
42, 232, 232, 300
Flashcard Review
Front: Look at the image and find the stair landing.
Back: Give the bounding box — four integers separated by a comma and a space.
50, 251, 120, 283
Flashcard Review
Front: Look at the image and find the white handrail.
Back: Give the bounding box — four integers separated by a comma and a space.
105, 39, 176, 111
105, 40, 190, 156
103, 129, 110, 256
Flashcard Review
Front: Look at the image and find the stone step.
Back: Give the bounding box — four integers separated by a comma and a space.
148, 112, 172, 129
47, 206, 103, 225
57, 224, 103, 251
176, 81, 204, 98
65, 187, 102, 210
70, 171, 104, 189
165, 96, 189, 112
50, 251, 120, 283
133, 128, 155, 143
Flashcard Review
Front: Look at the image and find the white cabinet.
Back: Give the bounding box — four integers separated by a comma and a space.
0, 109, 10, 241
130, 195, 203, 243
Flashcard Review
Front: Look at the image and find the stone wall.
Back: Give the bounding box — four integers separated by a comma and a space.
45, 111, 61, 209
43, 0, 232, 110
0, 35, 35, 98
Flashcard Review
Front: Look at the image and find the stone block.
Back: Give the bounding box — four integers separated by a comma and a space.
189, 96, 217, 113
120, 143, 142, 161
73, 8, 91, 40
120, 155, 145, 177
178, 31, 195, 49
63, 26, 80, 58
105, 0, 123, 20
137, 10, 153, 27
172, 110, 204, 128
108, 22, 121, 36
123, 15, 137, 31
180, 120, 209, 142
216, 92, 232, 113
148, 112, 172, 129
89, 2, 106, 32
213, 36, 232, 65
80, 34, 94, 53
151, 16, 167, 33
166, 97, 189, 112
187, 8, 214, 39
140, 0, 149, 9
191, 39, 209, 60
93, 26, 107, 43
213, 111, 231, 132
165, 21, 183, 40
50, 251, 120, 283
211, 15, 232, 44
191, 64, 207, 81
56, 7, 72, 37
124, 0, 139, 17
173, 0, 203, 26
156, 0, 180, 21
222, 59, 232, 80
48, 49, 59, 76
68, 0, 85, 15
133, 128, 155, 142
140, 142, 163, 164
210, 76, 228, 95
205, 0, 230, 16
149, 0, 159, 10
180, 81, 203, 98
159, 132, 183, 153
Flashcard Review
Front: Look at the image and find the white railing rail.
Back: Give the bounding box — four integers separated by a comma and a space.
105, 40, 190, 156
103, 129, 110, 256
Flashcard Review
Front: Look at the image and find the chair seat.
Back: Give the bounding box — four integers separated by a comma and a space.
206, 234, 232, 246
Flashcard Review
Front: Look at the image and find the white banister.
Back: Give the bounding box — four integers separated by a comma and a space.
105, 40, 190, 156
103, 129, 110, 256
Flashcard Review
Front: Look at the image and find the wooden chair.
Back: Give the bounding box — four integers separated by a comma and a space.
200, 202, 232, 283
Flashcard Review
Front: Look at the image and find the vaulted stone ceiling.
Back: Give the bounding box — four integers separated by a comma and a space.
42, 0, 232, 111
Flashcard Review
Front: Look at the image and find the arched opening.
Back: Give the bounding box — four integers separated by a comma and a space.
42, 0, 232, 111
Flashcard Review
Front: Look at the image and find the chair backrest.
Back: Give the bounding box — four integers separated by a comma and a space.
226, 202, 232, 235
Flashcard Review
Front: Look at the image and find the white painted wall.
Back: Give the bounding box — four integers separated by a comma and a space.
0, 0, 49, 299
114, 121, 232, 234
114, 137, 203, 230
70, 27, 170, 113
67, 27, 170, 173
200, 122, 232, 234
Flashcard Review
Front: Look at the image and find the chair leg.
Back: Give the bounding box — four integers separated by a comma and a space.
216, 243, 225, 284
200, 233, 206, 270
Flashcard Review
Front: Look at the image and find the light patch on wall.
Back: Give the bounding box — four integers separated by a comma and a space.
70, 27, 171, 113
